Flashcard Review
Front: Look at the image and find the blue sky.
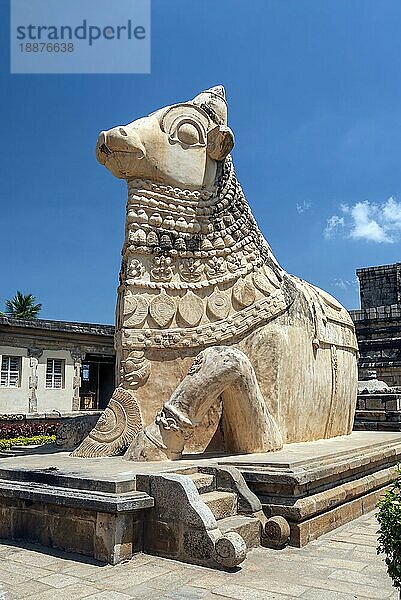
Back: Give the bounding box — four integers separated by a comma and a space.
1, 0, 400, 324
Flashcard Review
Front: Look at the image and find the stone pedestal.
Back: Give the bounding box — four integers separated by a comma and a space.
0, 459, 153, 564
217, 431, 401, 547
0, 432, 399, 563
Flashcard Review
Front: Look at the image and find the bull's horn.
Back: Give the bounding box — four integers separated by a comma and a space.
193, 85, 227, 125
206, 85, 226, 99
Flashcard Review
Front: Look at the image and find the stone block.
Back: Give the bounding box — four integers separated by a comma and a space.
218, 515, 260, 549
182, 528, 214, 563
94, 512, 134, 565
364, 398, 385, 410
187, 472, 215, 494
201, 491, 236, 520
143, 519, 180, 558
385, 398, 401, 410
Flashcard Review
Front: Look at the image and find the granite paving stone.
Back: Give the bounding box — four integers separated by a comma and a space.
208, 584, 292, 600
300, 590, 394, 600
1, 579, 53, 599
0, 510, 396, 600
296, 575, 393, 599
84, 592, 136, 600
0, 568, 31, 586
310, 557, 369, 571
145, 568, 208, 591
330, 566, 393, 583
9, 550, 61, 568
159, 585, 211, 599
117, 584, 166, 600
23, 583, 102, 600
38, 572, 83, 588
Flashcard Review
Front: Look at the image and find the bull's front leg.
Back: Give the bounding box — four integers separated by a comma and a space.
124, 346, 283, 461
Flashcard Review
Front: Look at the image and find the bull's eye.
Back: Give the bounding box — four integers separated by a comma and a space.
177, 123, 200, 145
170, 118, 206, 148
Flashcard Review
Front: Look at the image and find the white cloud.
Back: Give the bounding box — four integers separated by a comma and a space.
348, 202, 390, 242
296, 200, 311, 214
333, 278, 358, 290
324, 215, 345, 239
324, 197, 401, 243
382, 197, 401, 229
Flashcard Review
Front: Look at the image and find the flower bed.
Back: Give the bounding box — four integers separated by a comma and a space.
0, 420, 60, 439
0, 435, 56, 450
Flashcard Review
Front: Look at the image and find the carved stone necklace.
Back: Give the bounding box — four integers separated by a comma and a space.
117, 156, 296, 352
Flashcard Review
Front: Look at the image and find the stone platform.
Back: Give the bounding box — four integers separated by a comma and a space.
0, 431, 399, 566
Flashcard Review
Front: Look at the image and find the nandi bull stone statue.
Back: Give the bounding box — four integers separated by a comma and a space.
73, 86, 358, 461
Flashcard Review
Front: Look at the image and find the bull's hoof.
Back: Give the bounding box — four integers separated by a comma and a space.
214, 532, 247, 568
263, 516, 290, 548
124, 426, 170, 462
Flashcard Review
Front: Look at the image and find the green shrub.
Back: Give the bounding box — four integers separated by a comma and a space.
377, 468, 401, 593
0, 435, 56, 450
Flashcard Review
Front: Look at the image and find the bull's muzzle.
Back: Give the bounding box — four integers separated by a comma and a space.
96, 127, 146, 164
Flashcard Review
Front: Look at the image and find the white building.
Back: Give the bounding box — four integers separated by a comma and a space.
0, 316, 115, 415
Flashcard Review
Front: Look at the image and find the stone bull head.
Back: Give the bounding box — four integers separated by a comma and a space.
96, 85, 234, 188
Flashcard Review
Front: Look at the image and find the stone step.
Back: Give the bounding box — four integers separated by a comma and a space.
202, 490, 237, 520
188, 472, 215, 494
218, 515, 261, 549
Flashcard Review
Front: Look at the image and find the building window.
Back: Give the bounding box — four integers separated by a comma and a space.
0, 356, 21, 388
46, 358, 65, 389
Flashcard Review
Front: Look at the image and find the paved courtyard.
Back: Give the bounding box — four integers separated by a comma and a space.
0, 511, 396, 600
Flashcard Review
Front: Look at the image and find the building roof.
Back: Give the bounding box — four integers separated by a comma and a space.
0, 316, 114, 337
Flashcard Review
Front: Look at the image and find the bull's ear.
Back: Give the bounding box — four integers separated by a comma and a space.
207, 125, 234, 161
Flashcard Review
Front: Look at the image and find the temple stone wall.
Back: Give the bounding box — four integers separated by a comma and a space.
356, 262, 401, 309
350, 262, 401, 387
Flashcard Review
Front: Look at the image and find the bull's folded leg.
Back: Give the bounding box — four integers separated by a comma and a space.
125, 346, 283, 461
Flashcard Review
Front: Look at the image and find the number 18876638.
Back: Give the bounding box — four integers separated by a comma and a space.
19, 43, 74, 52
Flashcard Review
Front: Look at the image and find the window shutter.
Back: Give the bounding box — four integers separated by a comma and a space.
46, 359, 64, 389
0, 356, 21, 387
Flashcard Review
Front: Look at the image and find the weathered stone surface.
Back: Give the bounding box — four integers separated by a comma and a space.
213, 531, 247, 568
0, 510, 395, 600
201, 490, 236, 520
126, 346, 283, 461
264, 515, 290, 548
136, 470, 251, 568
354, 385, 401, 431
187, 472, 215, 494
358, 370, 389, 393
356, 262, 401, 309
56, 414, 100, 450
94, 512, 134, 564
84, 84, 358, 460
350, 263, 401, 388
73, 387, 143, 458
0, 431, 400, 563
218, 515, 261, 549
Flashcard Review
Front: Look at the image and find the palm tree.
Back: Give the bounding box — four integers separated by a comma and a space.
4, 292, 42, 320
